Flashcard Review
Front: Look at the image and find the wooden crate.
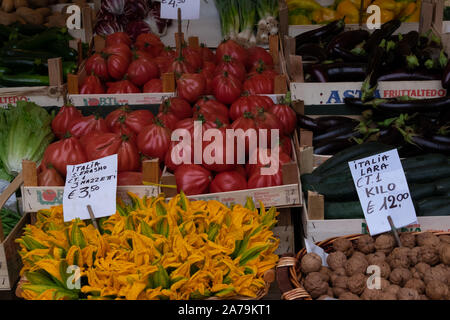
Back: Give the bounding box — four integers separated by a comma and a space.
0, 173, 29, 291
273, 208, 295, 255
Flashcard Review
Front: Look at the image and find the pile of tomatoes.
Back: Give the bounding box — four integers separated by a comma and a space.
80, 31, 281, 97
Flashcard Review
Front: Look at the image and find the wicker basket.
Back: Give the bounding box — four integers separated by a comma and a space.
276, 232, 450, 300
16, 269, 275, 300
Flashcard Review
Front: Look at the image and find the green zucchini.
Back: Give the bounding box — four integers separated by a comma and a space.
13, 29, 66, 51
436, 177, 450, 195
1, 48, 59, 60
417, 196, 450, 215
419, 203, 450, 216
0, 56, 48, 69
301, 173, 322, 193
313, 142, 393, 175
401, 153, 447, 171
0, 66, 10, 74
409, 182, 436, 201
324, 201, 364, 220
315, 180, 357, 201
0, 74, 49, 87
405, 166, 450, 183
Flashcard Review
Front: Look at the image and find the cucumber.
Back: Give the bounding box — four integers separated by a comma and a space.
401, 153, 447, 171
1, 48, 59, 60
436, 177, 450, 195
405, 165, 450, 183
0, 74, 49, 87
409, 182, 436, 201
315, 180, 357, 201
13, 29, 65, 51
417, 196, 450, 215
301, 173, 322, 193
0, 56, 48, 69
313, 142, 392, 175
325, 201, 364, 219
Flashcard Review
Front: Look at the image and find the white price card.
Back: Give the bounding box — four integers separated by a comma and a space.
348, 149, 417, 236
63, 154, 118, 222
161, 0, 201, 20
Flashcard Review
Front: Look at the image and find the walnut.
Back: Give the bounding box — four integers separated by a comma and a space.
420, 294, 429, 300
317, 295, 333, 300
399, 233, 416, 248
327, 287, 334, 298
408, 247, 421, 266
326, 251, 347, 271
334, 267, 346, 277
397, 288, 420, 300
417, 232, 440, 248
380, 278, 391, 291
331, 275, 348, 289
300, 253, 322, 274
414, 262, 431, 280
367, 251, 386, 265
425, 280, 449, 300
361, 287, 381, 300
319, 266, 332, 283
339, 292, 361, 300
387, 247, 411, 269
440, 235, 450, 244
379, 292, 397, 300
375, 234, 395, 254
440, 244, 450, 266
345, 256, 368, 276
333, 288, 348, 298
369, 261, 391, 279
404, 278, 425, 294
384, 284, 400, 296
389, 267, 412, 286
424, 265, 449, 285
304, 272, 329, 299
418, 245, 440, 266
356, 235, 375, 254
333, 238, 354, 257
347, 273, 366, 295
351, 251, 367, 261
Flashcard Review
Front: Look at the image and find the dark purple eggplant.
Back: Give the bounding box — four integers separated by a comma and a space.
378, 126, 403, 145
297, 114, 322, 132
430, 135, 450, 144
374, 97, 450, 113
327, 29, 369, 60
314, 138, 357, 155
310, 62, 367, 82
417, 47, 448, 70
332, 47, 368, 63
364, 19, 401, 55
377, 68, 441, 81
295, 18, 345, 50
313, 123, 356, 144
344, 97, 368, 109
441, 61, 450, 89
296, 43, 327, 62
315, 116, 358, 129
410, 135, 450, 155
361, 44, 386, 101
394, 31, 420, 70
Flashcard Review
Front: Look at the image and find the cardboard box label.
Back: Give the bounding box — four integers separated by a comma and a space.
69, 93, 175, 106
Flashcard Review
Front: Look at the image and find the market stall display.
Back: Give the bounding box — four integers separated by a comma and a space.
16, 193, 279, 300
277, 232, 450, 300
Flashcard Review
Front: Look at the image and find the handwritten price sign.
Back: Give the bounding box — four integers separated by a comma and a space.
160, 0, 200, 20
63, 155, 118, 222
348, 149, 417, 235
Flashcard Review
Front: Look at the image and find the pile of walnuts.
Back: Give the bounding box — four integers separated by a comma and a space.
299, 232, 450, 300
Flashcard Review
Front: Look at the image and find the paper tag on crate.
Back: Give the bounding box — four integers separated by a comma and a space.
348, 149, 417, 236
161, 0, 200, 20
304, 238, 328, 266
63, 155, 118, 222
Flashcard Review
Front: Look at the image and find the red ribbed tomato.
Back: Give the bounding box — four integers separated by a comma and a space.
85, 53, 109, 81
174, 164, 212, 195
182, 45, 203, 71
127, 57, 159, 86
103, 43, 132, 63
159, 97, 192, 120
246, 148, 291, 178
200, 43, 215, 63
106, 32, 132, 47
84, 133, 140, 172
168, 56, 195, 75
269, 103, 297, 136
215, 40, 248, 65
165, 139, 194, 173
118, 171, 143, 186
106, 80, 140, 93
243, 74, 274, 94
229, 95, 274, 121
247, 168, 283, 189
253, 108, 281, 131
230, 112, 260, 157
106, 107, 155, 135
246, 46, 274, 71
212, 72, 242, 105
80, 75, 104, 94
42, 136, 87, 177
38, 165, 65, 186
160, 46, 177, 59
156, 110, 180, 131
214, 55, 246, 82
106, 54, 130, 80
137, 120, 172, 161
143, 79, 163, 93
210, 171, 247, 193
69, 115, 109, 138
52, 105, 82, 139
177, 73, 206, 103
193, 97, 229, 122
154, 56, 173, 74
135, 33, 164, 58
201, 126, 237, 172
